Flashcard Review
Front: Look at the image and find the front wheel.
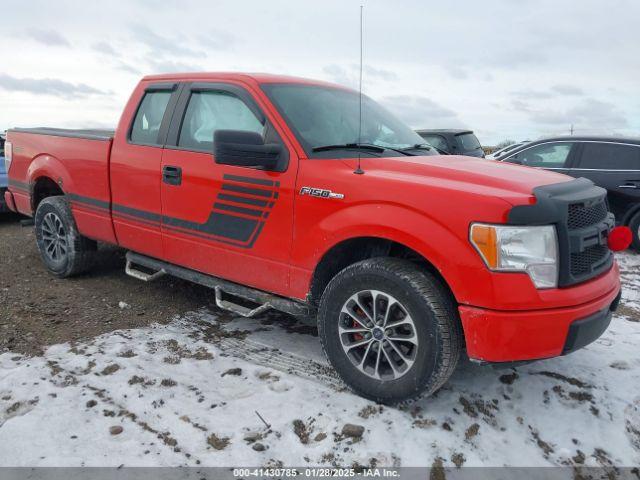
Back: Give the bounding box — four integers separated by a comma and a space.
35, 196, 96, 278
318, 258, 462, 404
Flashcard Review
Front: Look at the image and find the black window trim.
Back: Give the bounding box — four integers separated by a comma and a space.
163, 81, 289, 172
127, 82, 181, 148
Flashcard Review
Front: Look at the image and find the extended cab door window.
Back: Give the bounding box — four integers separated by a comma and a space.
507, 142, 573, 169
129, 90, 173, 145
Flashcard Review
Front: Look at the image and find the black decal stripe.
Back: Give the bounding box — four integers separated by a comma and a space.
213, 202, 264, 218
163, 223, 260, 248
62, 185, 274, 248
112, 203, 162, 223
113, 211, 161, 230
8, 179, 28, 191
164, 211, 258, 243
67, 193, 110, 210
70, 201, 109, 216
221, 183, 274, 198
217, 193, 269, 207
246, 221, 265, 248
222, 174, 275, 187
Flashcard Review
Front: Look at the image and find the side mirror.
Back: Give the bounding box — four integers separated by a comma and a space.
214, 130, 281, 170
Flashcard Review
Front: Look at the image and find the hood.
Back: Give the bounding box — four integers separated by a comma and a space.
361, 154, 572, 205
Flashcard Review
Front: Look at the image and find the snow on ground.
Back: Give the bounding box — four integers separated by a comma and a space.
0, 253, 639, 468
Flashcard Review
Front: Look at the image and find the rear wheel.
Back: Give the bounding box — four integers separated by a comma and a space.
35, 196, 96, 278
318, 258, 462, 404
630, 212, 640, 251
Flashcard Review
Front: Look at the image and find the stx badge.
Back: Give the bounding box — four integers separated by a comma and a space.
299, 187, 345, 200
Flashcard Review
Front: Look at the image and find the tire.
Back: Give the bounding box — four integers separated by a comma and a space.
630, 211, 640, 252
34, 196, 96, 278
318, 258, 462, 404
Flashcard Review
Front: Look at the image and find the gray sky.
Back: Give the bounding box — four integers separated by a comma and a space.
1, 0, 638, 144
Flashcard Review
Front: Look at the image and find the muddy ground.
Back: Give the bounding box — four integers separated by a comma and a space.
0, 214, 224, 355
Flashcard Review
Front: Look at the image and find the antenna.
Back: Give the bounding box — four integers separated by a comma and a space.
354, 5, 365, 175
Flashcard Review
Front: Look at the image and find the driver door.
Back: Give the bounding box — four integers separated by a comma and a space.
160, 82, 296, 296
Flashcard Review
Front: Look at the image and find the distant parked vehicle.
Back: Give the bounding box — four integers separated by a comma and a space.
415, 129, 485, 157
0, 133, 8, 212
500, 136, 640, 250
486, 141, 528, 160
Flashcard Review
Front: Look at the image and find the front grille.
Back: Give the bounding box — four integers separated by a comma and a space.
568, 202, 608, 230
570, 244, 609, 276
508, 179, 614, 287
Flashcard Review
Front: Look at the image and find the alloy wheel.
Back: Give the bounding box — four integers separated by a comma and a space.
41, 212, 68, 262
338, 290, 419, 381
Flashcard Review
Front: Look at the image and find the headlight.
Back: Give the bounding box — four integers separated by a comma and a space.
470, 223, 558, 289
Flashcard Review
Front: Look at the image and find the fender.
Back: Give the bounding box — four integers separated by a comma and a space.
291, 201, 491, 305
27, 153, 71, 201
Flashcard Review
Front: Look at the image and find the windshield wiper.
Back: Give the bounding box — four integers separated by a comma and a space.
312, 143, 386, 153
401, 143, 434, 152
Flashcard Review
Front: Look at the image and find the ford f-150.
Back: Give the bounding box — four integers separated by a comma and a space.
4, 73, 624, 403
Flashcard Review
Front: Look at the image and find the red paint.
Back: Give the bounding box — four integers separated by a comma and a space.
608, 226, 632, 251
5, 73, 622, 363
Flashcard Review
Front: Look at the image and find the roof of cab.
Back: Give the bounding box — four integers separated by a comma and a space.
141, 72, 347, 89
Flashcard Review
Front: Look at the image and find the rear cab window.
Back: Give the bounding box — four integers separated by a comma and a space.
421, 134, 448, 152
456, 133, 481, 151
129, 87, 175, 146
577, 142, 640, 170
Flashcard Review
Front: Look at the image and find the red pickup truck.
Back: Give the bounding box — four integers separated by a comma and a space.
4, 73, 622, 403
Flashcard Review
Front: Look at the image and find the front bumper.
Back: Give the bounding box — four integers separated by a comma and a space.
459, 268, 621, 362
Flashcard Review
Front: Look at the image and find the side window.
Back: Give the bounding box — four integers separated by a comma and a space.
422, 134, 448, 152
578, 143, 640, 170
130, 91, 172, 145
178, 91, 264, 151
510, 142, 573, 168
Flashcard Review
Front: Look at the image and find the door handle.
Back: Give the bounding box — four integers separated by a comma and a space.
618, 182, 639, 189
162, 165, 182, 186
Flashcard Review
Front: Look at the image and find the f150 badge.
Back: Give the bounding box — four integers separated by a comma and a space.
299, 187, 344, 200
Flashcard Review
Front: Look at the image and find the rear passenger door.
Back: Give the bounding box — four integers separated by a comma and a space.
571, 142, 640, 221
159, 82, 296, 296
110, 83, 180, 258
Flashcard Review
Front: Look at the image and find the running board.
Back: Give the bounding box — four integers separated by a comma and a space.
125, 252, 315, 322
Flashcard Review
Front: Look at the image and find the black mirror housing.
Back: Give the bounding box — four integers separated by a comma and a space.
214, 130, 281, 169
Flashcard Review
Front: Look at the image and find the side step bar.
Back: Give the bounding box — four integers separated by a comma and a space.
125, 251, 315, 322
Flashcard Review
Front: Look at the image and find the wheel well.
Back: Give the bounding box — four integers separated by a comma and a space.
32, 177, 64, 212
623, 204, 640, 225
309, 237, 455, 306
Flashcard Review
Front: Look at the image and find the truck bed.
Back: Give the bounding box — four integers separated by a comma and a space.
6, 127, 117, 243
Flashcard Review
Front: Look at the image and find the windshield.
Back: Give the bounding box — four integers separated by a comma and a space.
262, 84, 427, 156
